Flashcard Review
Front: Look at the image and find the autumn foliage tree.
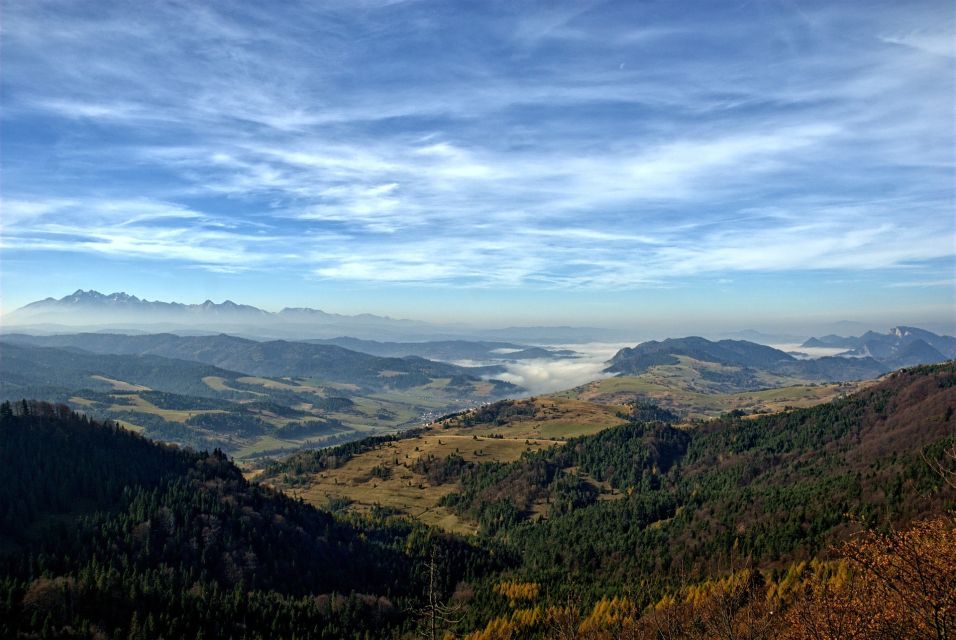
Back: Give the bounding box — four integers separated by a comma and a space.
469, 512, 955, 639
785, 514, 956, 640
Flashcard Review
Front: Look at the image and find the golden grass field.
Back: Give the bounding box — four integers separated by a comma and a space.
270, 396, 631, 532
106, 394, 225, 423
90, 375, 150, 392
278, 365, 876, 532
437, 396, 629, 440
292, 430, 564, 534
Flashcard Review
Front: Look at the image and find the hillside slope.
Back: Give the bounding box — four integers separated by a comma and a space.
272, 364, 955, 605
0, 402, 503, 639
2, 332, 511, 391
0, 341, 243, 400
1, 364, 953, 638
446, 363, 956, 595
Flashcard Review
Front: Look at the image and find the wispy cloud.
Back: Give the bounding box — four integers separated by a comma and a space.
886, 279, 956, 288
1, 0, 953, 306
0, 197, 290, 271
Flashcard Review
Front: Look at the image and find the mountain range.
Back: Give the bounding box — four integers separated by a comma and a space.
1, 290, 629, 343
2, 290, 430, 336
605, 328, 954, 382
802, 325, 956, 361
9, 291, 954, 346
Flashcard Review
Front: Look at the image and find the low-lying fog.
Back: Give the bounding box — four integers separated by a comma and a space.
456, 343, 627, 396
770, 344, 848, 359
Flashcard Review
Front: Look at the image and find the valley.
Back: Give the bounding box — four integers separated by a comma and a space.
261, 365, 869, 531
1, 304, 954, 639
1, 325, 940, 468
0, 337, 525, 458
4, 2, 953, 636
5, 361, 951, 638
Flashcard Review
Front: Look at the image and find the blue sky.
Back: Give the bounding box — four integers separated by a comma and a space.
1, 0, 954, 331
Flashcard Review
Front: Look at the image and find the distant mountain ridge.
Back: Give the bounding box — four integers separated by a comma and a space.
1, 290, 630, 342
1, 289, 452, 342
607, 330, 953, 382
5, 289, 411, 326
802, 326, 956, 362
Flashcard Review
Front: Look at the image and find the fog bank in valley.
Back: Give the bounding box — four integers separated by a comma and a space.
492, 343, 626, 396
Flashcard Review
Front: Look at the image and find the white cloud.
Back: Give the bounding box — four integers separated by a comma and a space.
0, 197, 294, 271
880, 31, 955, 58
0, 198, 76, 225
495, 343, 624, 395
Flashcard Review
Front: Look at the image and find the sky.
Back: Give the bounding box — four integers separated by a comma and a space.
1, 0, 954, 332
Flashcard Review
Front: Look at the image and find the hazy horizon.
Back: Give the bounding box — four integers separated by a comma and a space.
3, 287, 955, 340
1, 1, 954, 331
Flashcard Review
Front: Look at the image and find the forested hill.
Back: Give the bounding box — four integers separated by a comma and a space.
607, 336, 796, 371
0, 340, 245, 400
0, 401, 505, 639
1, 332, 509, 389
259, 363, 956, 637
438, 364, 954, 599
441, 364, 955, 636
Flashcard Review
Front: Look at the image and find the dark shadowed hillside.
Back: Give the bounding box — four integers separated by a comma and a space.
0, 341, 241, 399
0, 401, 505, 639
